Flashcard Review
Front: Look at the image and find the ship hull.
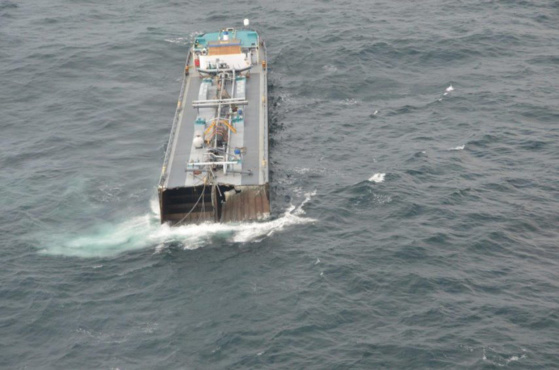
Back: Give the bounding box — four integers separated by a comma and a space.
158, 29, 269, 225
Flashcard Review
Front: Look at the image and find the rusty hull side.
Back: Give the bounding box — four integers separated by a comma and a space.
220, 184, 270, 223
159, 184, 269, 225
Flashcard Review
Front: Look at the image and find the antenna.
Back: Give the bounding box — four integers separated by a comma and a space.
243, 18, 250, 27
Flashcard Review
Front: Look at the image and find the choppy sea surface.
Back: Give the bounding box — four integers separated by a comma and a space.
2, 0, 559, 368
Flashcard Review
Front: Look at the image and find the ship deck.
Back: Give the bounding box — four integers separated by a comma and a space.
164, 66, 266, 188
161, 47, 268, 190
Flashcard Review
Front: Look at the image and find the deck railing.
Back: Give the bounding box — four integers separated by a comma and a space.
158, 50, 192, 189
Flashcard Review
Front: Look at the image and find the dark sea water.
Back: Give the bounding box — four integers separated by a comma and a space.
2, 0, 559, 368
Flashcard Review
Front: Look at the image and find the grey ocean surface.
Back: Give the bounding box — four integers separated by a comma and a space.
2, 0, 559, 368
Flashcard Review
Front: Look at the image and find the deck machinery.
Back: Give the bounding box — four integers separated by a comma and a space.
158, 23, 270, 225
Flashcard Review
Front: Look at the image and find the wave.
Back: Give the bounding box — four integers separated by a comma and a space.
443, 84, 454, 96
368, 173, 386, 183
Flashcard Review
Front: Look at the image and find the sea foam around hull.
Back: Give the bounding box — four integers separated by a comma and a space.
38, 193, 316, 258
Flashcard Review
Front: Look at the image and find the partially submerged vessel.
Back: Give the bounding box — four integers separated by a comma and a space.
158, 20, 270, 225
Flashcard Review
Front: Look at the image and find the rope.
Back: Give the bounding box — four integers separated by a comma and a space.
176, 181, 207, 225
200, 182, 206, 222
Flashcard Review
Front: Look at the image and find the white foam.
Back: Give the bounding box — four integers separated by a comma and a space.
40, 192, 317, 258
150, 196, 160, 216
449, 145, 465, 151
153, 201, 315, 249
481, 347, 527, 367
341, 98, 360, 106
164, 37, 188, 45
294, 167, 312, 174
506, 354, 526, 364
443, 84, 454, 96
40, 214, 154, 258
164, 32, 203, 46
368, 173, 386, 183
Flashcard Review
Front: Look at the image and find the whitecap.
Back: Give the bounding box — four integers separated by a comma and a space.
449, 145, 465, 151
164, 37, 189, 45
341, 98, 360, 106
322, 64, 338, 73
506, 354, 526, 364
368, 173, 386, 183
443, 85, 454, 96
481, 347, 527, 367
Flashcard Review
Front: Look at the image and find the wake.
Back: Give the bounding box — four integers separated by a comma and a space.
39, 192, 316, 258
